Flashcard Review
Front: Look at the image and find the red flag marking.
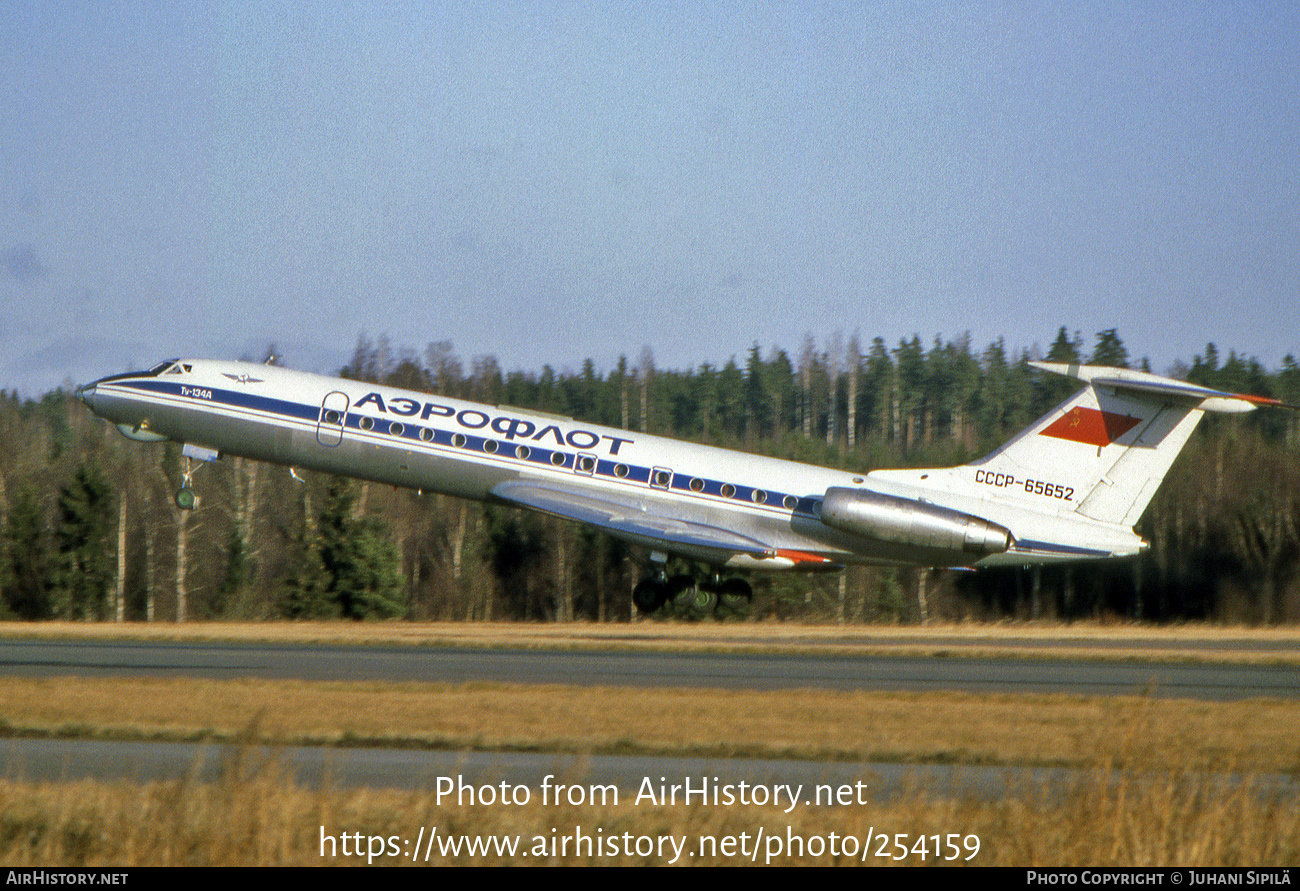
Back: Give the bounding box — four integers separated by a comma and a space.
1040, 407, 1140, 447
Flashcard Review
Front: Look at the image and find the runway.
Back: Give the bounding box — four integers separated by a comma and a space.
0, 736, 1033, 800
11, 735, 1295, 803
0, 636, 1295, 699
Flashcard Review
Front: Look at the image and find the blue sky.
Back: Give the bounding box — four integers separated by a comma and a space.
2, 1, 1297, 395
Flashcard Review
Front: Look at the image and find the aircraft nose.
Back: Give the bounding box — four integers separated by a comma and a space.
77, 382, 100, 412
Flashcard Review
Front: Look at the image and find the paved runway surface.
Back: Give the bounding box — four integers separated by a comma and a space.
0, 737, 1005, 799
9, 736, 1295, 803
0, 637, 1295, 699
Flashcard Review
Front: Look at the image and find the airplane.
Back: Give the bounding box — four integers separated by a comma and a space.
77, 357, 1287, 616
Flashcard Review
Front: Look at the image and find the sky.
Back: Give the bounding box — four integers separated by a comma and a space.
2, 1, 1297, 396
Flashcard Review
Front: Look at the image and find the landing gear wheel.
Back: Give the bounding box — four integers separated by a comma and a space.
632, 566, 752, 620
632, 578, 667, 615
689, 585, 718, 618
665, 574, 698, 617
716, 578, 753, 618
175, 453, 200, 511
667, 574, 718, 619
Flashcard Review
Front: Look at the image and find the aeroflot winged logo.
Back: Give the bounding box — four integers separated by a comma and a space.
222, 373, 264, 385
1040, 407, 1140, 447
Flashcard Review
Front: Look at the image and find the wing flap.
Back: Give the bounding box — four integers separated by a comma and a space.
490, 479, 774, 559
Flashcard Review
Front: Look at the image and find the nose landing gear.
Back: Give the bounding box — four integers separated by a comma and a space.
174, 456, 200, 510
174, 444, 220, 511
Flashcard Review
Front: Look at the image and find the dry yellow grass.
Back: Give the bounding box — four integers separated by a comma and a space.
6, 619, 1300, 664
1, 757, 1295, 865
3, 676, 1298, 770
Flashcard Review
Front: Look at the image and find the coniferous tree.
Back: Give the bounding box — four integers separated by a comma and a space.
53, 465, 115, 620
317, 478, 404, 619
1090, 329, 1129, 368
482, 505, 550, 620
2, 490, 52, 618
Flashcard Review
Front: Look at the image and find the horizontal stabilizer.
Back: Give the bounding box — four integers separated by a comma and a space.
1030, 362, 1289, 413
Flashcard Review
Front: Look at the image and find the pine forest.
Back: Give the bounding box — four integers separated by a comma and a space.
3, 327, 1298, 626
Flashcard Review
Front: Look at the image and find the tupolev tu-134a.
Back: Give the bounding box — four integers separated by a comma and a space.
78, 358, 1286, 615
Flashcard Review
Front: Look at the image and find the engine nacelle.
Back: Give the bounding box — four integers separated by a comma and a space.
819, 487, 1011, 556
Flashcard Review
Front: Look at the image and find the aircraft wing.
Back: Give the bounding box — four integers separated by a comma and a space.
489, 478, 775, 561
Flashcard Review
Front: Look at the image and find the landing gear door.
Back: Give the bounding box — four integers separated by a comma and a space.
317, 391, 349, 447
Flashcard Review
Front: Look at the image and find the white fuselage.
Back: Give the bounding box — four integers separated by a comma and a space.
79, 359, 1146, 569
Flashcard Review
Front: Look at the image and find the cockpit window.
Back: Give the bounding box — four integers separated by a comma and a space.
147, 359, 181, 376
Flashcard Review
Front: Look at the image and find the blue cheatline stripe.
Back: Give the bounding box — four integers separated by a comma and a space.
111, 378, 818, 519
124, 379, 318, 423
107, 375, 1134, 561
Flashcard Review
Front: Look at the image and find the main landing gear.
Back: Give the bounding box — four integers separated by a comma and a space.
632, 570, 753, 620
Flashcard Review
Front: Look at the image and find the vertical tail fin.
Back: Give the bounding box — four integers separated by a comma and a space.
975, 362, 1264, 526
